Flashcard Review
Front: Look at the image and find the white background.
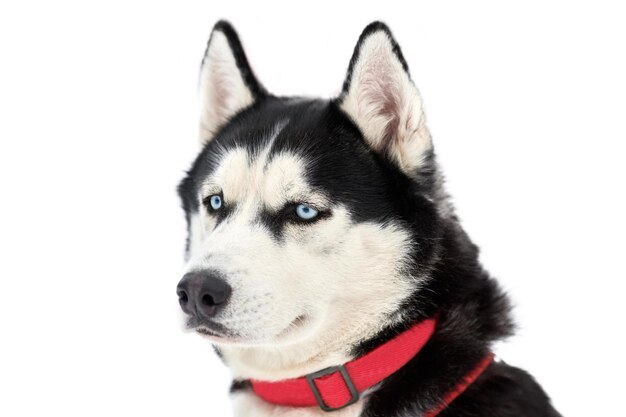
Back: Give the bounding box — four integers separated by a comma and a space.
1, 1, 624, 416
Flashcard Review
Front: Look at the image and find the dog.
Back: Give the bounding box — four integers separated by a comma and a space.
176, 20, 562, 417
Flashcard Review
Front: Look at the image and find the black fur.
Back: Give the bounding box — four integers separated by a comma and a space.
230, 379, 252, 393
178, 21, 562, 416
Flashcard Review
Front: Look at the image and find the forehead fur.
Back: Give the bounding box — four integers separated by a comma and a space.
179, 97, 435, 226
202, 144, 323, 211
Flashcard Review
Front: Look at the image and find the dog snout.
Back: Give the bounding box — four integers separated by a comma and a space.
177, 271, 232, 318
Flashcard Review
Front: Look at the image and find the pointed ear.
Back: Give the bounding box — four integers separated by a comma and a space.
338, 22, 433, 175
198, 21, 266, 145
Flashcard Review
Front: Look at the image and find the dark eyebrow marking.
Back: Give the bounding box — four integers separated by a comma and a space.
258, 203, 331, 242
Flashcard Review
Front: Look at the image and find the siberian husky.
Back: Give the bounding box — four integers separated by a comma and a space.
177, 20, 562, 417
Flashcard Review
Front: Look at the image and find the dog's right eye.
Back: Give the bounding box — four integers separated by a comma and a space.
295, 204, 319, 220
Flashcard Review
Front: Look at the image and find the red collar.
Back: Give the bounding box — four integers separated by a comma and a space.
250, 318, 492, 413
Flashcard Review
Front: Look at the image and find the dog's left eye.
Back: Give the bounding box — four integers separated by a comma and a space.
208, 195, 223, 210
295, 204, 319, 220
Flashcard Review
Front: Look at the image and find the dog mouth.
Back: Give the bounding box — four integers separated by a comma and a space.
195, 326, 224, 337
275, 314, 311, 340
289, 314, 309, 329
186, 317, 231, 339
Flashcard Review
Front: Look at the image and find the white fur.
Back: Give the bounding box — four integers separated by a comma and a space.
340, 31, 432, 175
183, 127, 420, 387
186, 213, 205, 262
232, 391, 364, 417
199, 31, 255, 144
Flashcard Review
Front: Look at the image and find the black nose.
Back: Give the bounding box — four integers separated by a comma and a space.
177, 271, 232, 318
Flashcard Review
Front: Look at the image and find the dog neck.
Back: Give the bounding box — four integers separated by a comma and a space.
247, 319, 439, 411
219, 319, 438, 417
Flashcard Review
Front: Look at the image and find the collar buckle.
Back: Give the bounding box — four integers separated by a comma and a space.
306, 365, 360, 411
305, 365, 360, 412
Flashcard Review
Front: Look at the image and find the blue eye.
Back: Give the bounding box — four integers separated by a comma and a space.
295, 204, 319, 220
209, 195, 222, 210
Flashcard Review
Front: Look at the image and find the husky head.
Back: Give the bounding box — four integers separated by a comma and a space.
177, 21, 447, 379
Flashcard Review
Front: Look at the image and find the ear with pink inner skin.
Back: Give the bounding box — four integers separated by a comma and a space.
338, 22, 433, 176
199, 21, 266, 145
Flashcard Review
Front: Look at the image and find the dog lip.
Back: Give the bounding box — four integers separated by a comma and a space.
186, 317, 230, 338
293, 314, 307, 325
195, 326, 224, 337
276, 314, 309, 338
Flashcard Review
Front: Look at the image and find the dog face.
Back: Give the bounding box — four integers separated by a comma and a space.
178, 22, 442, 368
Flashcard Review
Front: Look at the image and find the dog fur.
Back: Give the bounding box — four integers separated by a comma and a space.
177, 20, 562, 417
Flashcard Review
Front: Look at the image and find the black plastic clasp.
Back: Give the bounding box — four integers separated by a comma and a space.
305, 365, 360, 412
